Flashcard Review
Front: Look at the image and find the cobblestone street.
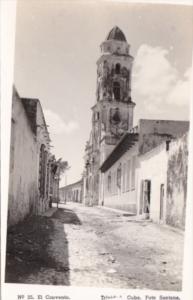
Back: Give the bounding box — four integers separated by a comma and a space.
6, 203, 184, 291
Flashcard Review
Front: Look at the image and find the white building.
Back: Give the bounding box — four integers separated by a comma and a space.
137, 133, 189, 229
100, 120, 189, 228
8, 87, 61, 226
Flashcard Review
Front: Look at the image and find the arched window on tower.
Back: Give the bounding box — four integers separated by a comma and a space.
113, 81, 121, 101
115, 63, 121, 74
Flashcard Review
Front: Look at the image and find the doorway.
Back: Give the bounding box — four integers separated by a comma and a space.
160, 184, 164, 221
141, 180, 151, 219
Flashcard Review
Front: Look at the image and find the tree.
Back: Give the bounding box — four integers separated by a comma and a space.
56, 158, 70, 178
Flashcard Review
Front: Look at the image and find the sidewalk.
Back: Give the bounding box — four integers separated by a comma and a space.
42, 207, 57, 217
97, 205, 183, 235
97, 205, 136, 217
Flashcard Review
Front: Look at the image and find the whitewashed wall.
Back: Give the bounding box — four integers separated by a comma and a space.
137, 143, 168, 223
8, 90, 50, 226
8, 92, 38, 226
102, 143, 139, 213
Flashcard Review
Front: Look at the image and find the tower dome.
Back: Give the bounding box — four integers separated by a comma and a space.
106, 26, 127, 42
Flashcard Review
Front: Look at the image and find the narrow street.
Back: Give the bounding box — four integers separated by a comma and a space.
6, 203, 184, 291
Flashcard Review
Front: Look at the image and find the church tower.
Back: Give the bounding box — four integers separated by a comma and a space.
83, 26, 135, 206
92, 26, 135, 162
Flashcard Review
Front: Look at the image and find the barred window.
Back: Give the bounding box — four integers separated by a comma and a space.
131, 157, 136, 190
117, 163, 122, 189
39, 144, 47, 197
107, 172, 111, 193
126, 160, 131, 191
122, 163, 126, 193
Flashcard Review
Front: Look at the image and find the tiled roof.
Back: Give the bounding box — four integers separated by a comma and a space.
100, 132, 139, 172
21, 98, 38, 135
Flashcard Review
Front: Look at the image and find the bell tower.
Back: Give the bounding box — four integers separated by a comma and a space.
93, 26, 136, 163
83, 27, 136, 206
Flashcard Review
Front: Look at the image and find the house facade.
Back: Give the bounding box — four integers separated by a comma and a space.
8, 87, 61, 227
60, 180, 83, 203
137, 132, 189, 230
99, 120, 189, 218
137, 143, 168, 222
100, 131, 139, 213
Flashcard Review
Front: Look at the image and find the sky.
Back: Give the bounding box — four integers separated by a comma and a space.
14, 1, 193, 186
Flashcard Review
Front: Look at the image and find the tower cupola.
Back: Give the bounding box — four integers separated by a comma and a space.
100, 26, 130, 55
106, 26, 127, 42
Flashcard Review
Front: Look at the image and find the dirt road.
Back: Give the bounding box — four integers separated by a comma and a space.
6, 202, 184, 291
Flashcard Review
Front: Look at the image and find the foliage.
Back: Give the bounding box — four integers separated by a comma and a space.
56, 158, 70, 176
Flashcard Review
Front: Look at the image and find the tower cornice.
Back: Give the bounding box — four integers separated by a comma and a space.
96, 53, 134, 66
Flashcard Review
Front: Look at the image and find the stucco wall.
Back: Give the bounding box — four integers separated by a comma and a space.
138, 119, 189, 155
35, 101, 50, 213
166, 134, 188, 229
137, 143, 168, 223
8, 89, 51, 227
102, 143, 138, 213
8, 91, 38, 226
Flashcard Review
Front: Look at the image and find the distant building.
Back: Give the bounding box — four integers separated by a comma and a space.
8, 87, 60, 226
60, 180, 83, 203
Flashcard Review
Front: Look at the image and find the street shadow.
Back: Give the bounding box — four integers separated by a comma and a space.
51, 208, 82, 225
5, 214, 70, 285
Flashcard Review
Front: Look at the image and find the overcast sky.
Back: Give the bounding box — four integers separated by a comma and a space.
14, 1, 193, 186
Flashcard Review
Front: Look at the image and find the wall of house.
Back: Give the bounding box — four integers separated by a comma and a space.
137, 143, 168, 223
36, 101, 50, 214
138, 119, 189, 155
102, 143, 138, 213
8, 89, 52, 227
60, 181, 83, 203
8, 91, 38, 227
166, 133, 188, 229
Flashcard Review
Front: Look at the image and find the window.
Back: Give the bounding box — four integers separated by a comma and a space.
111, 170, 117, 195
122, 163, 126, 193
115, 63, 121, 74
117, 163, 122, 189
39, 144, 47, 197
107, 172, 111, 193
131, 157, 136, 190
111, 108, 121, 124
113, 82, 121, 100
126, 160, 131, 191
45, 152, 49, 198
